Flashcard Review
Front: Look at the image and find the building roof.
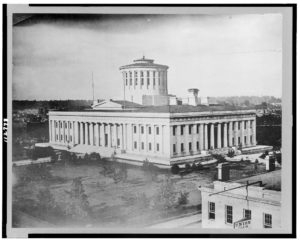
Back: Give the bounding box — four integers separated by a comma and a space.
234, 170, 281, 191
129, 104, 255, 113
62, 104, 255, 114
119, 56, 169, 70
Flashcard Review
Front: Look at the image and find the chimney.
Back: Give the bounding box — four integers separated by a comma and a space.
217, 162, 230, 181
187, 88, 199, 106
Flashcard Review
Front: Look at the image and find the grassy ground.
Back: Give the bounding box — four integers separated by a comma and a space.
12, 156, 267, 228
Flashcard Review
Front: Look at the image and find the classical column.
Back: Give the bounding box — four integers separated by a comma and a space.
124, 124, 127, 150
176, 125, 181, 155
204, 123, 208, 150
199, 123, 204, 150
120, 124, 124, 150
95, 123, 99, 146
184, 125, 189, 153
79, 122, 83, 145
114, 124, 118, 148
246, 120, 251, 146
90, 123, 94, 145
223, 123, 228, 148
100, 123, 105, 146
128, 124, 133, 151
192, 124, 197, 153
63, 121, 66, 143
228, 122, 233, 146
107, 124, 112, 147
49, 120, 52, 142
210, 123, 215, 149
234, 121, 239, 146
252, 119, 257, 145
58, 121, 61, 142
217, 123, 222, 148
241, 121, 245, 147
85, 122, 89, 145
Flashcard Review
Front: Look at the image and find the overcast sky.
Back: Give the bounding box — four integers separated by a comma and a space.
13, 13, 282, 100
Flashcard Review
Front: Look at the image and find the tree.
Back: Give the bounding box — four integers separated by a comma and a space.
65, 178, 91, 219
177, 191, 189, 206
153, 178, 177, 211
36, 187, 56, 214
171, 165, 180, 174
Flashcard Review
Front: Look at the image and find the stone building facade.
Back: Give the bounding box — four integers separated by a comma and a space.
48, 108, 256, 166
47, 57, 257, 166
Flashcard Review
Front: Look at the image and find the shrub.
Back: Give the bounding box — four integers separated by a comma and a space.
227, 149, 235, 158
171, 165, 180, 174
185, 163, 191, 171
177, 191, 189, 206
191, 162, 197, 171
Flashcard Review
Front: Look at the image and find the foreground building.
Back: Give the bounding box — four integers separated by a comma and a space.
47, 57, 259, 167
200, 170, 281, 229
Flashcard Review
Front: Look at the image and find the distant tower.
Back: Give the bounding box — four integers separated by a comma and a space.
119, 56, 169, 105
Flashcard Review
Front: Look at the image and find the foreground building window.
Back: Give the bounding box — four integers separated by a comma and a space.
244, 209, 251, 219
225, 205, 233, 224
208, 202, 215, 220
264, 213, 272, 228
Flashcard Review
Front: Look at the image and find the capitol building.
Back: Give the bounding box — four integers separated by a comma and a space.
47, 57, 260, 167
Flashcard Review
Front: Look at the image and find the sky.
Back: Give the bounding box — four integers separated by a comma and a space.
12, 13, 282, 100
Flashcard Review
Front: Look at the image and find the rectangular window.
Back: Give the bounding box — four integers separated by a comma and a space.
147, 71, 150, 77
157, 143, 159, 151
264, 213, 272, 228
117, 138, 120, 146
134, 126, 137, 133
126, 79, 128, 85
141, 126, 144, 134
244, 122, 247, 129
189, 125, 192, 134
181, 125, 184, 135
148, 127, 151, 134
197, 125, 199, 134
173, 126, 176, 136
60, 123, 62, 128
70, 136, 72, 142
65, 135, 67, 140
244, 209, 251, 219
55, 122, 58, 128
65, 123, 67, 128
156, 127, 159, 135
61, 135, 63, 140
141, 142, 144, 150
141, 78, 144, 85
153, 79, 155, 86
173, 144, 176, 153
197, 141, 199, 150
141, 71, 143, 77
149, 142, 152, 151
181, 143, 184, 152
238, 122, 240, 130
130, 79, 132, 85
70, 123, 72, 129
134, 141, 137, 149
189, 142, 192, 151
238, 137, 241, 144
244, 136, 247, 144
225, 205, 233, 224
208, 202, 215, 220
147, 78, 150, 86
135, 78, 138, 86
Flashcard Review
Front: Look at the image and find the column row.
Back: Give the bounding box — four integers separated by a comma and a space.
171, 119, 256, 156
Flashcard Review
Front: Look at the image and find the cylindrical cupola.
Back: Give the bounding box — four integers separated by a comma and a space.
119, 56, 169, 104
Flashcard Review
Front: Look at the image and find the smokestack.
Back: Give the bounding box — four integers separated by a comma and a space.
187, 88, 199, 106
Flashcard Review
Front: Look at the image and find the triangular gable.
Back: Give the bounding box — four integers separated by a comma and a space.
92, 99, 123, 110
